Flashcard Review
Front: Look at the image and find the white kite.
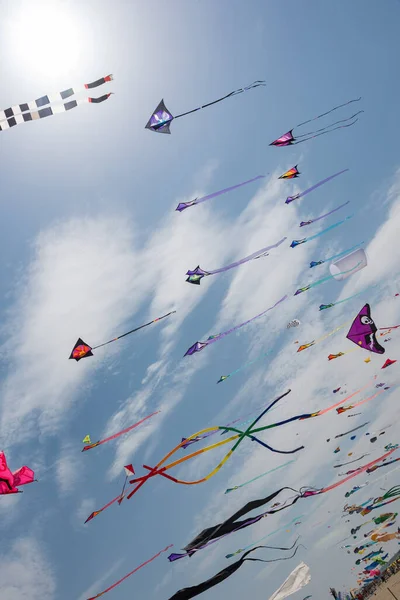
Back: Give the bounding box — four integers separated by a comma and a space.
268, 562, 311, 600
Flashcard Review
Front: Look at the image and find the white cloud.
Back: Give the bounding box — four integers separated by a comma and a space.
75, 497, 96, 524
0, 537, 56, 600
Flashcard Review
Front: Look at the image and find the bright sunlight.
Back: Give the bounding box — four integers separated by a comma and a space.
5, 2, 83, 79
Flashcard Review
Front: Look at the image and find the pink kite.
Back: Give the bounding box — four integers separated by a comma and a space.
0, 451, 35, 495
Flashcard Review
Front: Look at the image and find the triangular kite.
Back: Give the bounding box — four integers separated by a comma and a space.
69, 338, 93, 361
382, 359, 396, 369
279, 165, 300, 179
124, 464, 135, 476
82, 435, 91, 444
346, 304, 385, 354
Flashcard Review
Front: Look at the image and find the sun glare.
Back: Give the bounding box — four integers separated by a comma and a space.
6, 2, 83, 78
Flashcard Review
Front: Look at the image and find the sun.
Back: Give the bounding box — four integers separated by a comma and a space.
5, 2, 84, 79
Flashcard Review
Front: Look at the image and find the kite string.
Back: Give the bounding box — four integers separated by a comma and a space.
174, 81, 266, 119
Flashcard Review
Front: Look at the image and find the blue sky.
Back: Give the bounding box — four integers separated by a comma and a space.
1, 1, 400, 599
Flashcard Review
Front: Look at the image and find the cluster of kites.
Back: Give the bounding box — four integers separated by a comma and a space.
1, 75, 399, 600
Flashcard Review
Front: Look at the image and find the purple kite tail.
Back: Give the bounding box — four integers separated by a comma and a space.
299, 200, 350, 227
285, 169, 349, 204
176, 175, 266, 212
184, 295, 287, 356
186, 237, 286, 284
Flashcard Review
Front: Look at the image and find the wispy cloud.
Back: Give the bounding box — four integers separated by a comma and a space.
0, 537, 56, 600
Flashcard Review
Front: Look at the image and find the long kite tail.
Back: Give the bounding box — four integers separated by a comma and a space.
184, 295, 287, 356
92, 310, 176, 350
296, 97, 362, 128
82, 410, 160, 451
174, 80, 266, 119
168, 544, 300, 600
291, 215, 353, 248
202, 236, 287, 276
295, 261, 362, 296
299, 201, 350, 227
176, 175, 266, 212
86, 544, 173, 600
0, 74, 113, 122
285, 169, 349, 204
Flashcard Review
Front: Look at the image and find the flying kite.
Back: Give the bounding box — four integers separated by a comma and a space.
287, 319, 301, 328
345, 483, 369, 498
382, 359, 396, 369
294, 262, 361, 296
270, 98, 363, 147
168, 487, 304, 562
81, 411, 160, 451
319, 284, 375, 310
346, 304, 385, 354
328, 353, 345, 361
175, 174, 266, 212
335, 422, 369, 439
224, 460, 296, 494
299, 201, 350, 227
311, 242, 365, 269
333, 388, 341, 393
279, 166, 300, 179
334, 455, 370, 469
146, 80, 266, 134
284, 169, 349, 204
184, 296, 287, 356
336, 388, 386, 415
330, 248, 368, 281
297, 321, 350, 353
0, 451, 34, 495
86, 544, 173, 600
267, 562, 311, 600
69, 311, 176, 361
290, 214, 353, 248
168, 544, 303, 600
0, 75, 113, 133
185, 237, 286, 285
217, 348, 275, 383
225, 522, 304, 559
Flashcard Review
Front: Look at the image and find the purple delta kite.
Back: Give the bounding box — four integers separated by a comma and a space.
270, 98, 363, 147
175, 175, 266, 212
346, 304, 385, 354
145, 81, 266, 134
184, 296, 287, 356
284, 169, 349, 205
186, 237, 287, 285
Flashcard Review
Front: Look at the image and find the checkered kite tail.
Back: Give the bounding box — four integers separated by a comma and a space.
0, 75, 113, 132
